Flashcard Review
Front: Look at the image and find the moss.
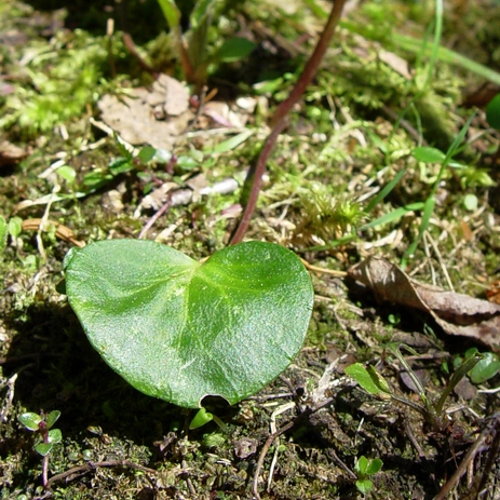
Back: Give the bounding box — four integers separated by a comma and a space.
1, 1, 499, 498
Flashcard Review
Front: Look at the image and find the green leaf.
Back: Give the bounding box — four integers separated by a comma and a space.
56, 165, 77, 184
364, 457, 383, 475
190, 0, 219, 27
8, 217, 23, 238
486, 93, 500, 129
463, 193, 478, 211
18, 412, 42, 431
34, 442, 54, 457
412, 146, 446, 164
354, 455, 369, 475
361, 202, 424, 230
216, 37, 256, 63
345, 363, 391, 396
176, 155, 201, 170
109, 157, 134, 175
366, 366, 391, 393
469, 353, 500, 384
189, 408, 214, 430
45, 410, 61, 429
209, 130, 253, 154
0, 216, 7, 251
47, 428, 62, 444
354, 455, 383, 475
156, 0, 181, 29
64, 240, 313, 408
355, 478, 374, 495
82, 170, 113, 190
138, 146, 157, 164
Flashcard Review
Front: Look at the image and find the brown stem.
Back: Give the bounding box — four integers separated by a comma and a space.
122, 32, 157, 75
174, 27, 198, 88
41, 455, 49, 489
229, 0, 347, 245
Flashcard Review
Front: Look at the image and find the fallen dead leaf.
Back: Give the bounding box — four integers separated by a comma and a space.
22, 218, 85, 247
146, 73, 190, 117
348, 257, 500, 351
0, 140, 27, 167
97, 74, 193, 150
378, 48, 412, 79
486, 280, 500, 305
203, 100, 254, 128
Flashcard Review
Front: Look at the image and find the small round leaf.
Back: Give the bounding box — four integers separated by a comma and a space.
45, 410, 61, 429
47, 428, 62, 444
355, 478, 374, 495
18, 412, 42, 431
64, 240, 313, 408
34, 442, 54, 457
412, 146, 446, 164
486, 93, 500, 129
469, 352, 500, 384
217, 37, 256, 63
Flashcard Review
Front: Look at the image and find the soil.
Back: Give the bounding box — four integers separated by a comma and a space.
1, 1, 499, 499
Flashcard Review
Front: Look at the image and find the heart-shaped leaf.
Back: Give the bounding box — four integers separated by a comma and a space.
64, 240, 313, 408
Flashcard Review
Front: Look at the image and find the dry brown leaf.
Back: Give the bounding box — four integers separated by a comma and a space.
378, 48, 412, 79
348, 257, 500, 351
22, 218, 85, 247
0, 140, 27, 167
146, 74, 190, 117
97, 74, 193, 150
486, 280, 500, 305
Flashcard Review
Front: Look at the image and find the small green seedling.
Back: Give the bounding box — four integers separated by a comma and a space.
189, 407, 228, 432
344, 363, 391, 398
18, 410, 62, 457
345, 344, 484, 429
189, 407, 214, 430
156, 0, 255, 88
401, 114, 476, 265
18, 410, 63, 487
64, 240, 313, 408
354, 455, 383, 495
0, 215, 25, 252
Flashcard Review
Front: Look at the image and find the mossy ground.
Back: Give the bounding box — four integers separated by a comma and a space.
1, 1, 499, 499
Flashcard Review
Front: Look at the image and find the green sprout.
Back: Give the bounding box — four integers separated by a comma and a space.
354, 455, 383, 495
18, 410, 63, 488
345, 343, 486, 430
156, 0, 255, 89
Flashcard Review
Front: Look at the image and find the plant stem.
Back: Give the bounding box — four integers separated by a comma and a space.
40, 421, 49, 488
433, 353, 481, 416
229, 0, 348, 245
421, 0, 443, 92
42, 455, 49, 488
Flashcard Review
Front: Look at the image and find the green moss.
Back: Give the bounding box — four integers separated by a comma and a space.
0, 30, 111, 136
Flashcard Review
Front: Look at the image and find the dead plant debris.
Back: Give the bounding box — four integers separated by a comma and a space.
349, 257, 500, 351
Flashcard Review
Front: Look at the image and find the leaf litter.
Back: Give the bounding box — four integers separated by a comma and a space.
1, 0, 499, 499
349, 257, 500, 351
97, 74, 193, 150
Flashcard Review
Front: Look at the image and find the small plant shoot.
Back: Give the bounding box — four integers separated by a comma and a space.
64, 240, 313, 408
354, 455, 383, 495
18, 410, 62, 457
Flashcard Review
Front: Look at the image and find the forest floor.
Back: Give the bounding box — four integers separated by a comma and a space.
0, 0, 499, 499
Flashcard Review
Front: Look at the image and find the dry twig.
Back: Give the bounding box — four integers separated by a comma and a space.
46, 459, 157, 489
